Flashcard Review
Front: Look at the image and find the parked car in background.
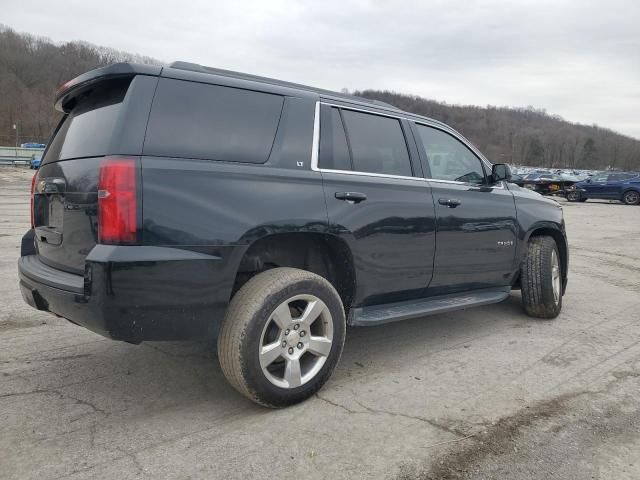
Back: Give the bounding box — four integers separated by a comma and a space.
21, 142, 46, 149
509, 173, 525, 187
30, 157, 41, 169
570, 172, 640, 204
523, 173, 578, 197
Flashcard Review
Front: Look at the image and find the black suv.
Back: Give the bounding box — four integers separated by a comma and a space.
19, 62, 568, 407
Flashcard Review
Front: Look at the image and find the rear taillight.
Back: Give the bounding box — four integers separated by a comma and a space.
30, 173, 37, 227
97, 157, 138, 244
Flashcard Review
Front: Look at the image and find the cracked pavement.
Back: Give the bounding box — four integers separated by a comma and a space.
1, 167, 639, 479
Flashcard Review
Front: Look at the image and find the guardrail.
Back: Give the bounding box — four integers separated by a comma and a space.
0, 146, 45, 167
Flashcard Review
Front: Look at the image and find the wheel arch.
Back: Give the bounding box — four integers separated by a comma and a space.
231, 232, 356, 313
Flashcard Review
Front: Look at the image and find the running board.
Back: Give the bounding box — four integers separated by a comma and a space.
349, 287, 511, 326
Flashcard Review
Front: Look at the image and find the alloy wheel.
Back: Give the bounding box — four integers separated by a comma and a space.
258, 294, 334, 389
623, 191, 639, 205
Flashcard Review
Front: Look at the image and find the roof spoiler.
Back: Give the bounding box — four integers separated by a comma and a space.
54, 63, 162, 113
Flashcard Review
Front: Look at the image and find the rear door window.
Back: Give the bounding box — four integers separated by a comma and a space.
144, 78, 284, 163
340, 109, 412, 177
43, 77, 132, 165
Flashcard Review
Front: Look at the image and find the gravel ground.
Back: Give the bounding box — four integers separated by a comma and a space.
1, 166, 639, 479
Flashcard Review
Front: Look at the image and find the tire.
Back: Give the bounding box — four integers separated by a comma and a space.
622, 190, 640, 205
566, 190, 580, 202
217, 267, 346, 408
521, 236, 562, 319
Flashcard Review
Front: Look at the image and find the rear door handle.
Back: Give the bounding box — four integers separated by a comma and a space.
438, 198, 461, 208
335, 192, 367, 203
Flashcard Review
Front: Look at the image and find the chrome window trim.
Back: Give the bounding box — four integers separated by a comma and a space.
310, 101, 418, 181
317, 167, 427, 182
320, 101, 411, 121
310, 100, 504, 189
310, 101, 320, 171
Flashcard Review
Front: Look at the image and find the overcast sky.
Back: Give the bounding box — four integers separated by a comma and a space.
4, 0, 640, 138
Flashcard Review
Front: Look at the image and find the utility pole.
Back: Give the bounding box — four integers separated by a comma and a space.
13, 123, 18, 147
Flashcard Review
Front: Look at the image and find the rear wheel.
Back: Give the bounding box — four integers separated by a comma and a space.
622, 190, 640, 205
521, 236, 562, 319
566, 190, 580, 202
218, 267, 346, 408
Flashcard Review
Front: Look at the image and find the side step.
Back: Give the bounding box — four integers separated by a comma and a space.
349, 287, 511, 326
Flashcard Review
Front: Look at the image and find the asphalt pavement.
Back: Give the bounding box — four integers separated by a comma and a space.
1, 167, 639, 479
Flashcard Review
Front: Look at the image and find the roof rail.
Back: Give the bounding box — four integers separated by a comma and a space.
168, 61, 402, 111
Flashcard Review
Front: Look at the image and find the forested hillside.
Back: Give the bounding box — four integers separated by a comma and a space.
1, 25, 638, 170
0, 25, 161, 146
357, 90, 640, 170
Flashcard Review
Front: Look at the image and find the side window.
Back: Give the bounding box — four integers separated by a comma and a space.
319, 107, 351, 171
592, 174, 608, 182
609, 173, 634, 181
415, 124, 486, 184
340, 110, 412, 177
144, 78, 284, 163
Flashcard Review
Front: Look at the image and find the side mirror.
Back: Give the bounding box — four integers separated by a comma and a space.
585, 178, 591, 183
491, 163, 511, 183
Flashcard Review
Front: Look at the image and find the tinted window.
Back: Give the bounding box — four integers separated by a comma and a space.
145, 79, 284, 163
319, 107, 351, 171
341, 110, 412, 176
43, 77, 131, 164
415, 125, 485, 184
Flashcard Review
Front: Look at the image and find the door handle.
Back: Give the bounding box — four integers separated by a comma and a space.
335, 192, 367, 203
438, 198, 461, 208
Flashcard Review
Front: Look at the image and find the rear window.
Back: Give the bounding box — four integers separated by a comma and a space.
144, 78, 284, 163
43, 77, 131, 165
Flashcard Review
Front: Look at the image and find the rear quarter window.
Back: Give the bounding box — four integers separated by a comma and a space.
319, 107, 352, 171
144, 78, 284, 163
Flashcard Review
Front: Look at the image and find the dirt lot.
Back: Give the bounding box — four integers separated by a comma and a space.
1, 166, 639, 479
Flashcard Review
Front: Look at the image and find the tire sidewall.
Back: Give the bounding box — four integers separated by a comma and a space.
537, 240, 562, 315
522, 236, 563, 319
240, 277, 346, 407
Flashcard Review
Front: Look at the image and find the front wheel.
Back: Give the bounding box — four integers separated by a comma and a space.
218, 267, 346, 408
622, 190, 640, 205
521, 236, 563, 319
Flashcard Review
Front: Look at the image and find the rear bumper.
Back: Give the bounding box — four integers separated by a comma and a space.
19, 234, 239, 342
